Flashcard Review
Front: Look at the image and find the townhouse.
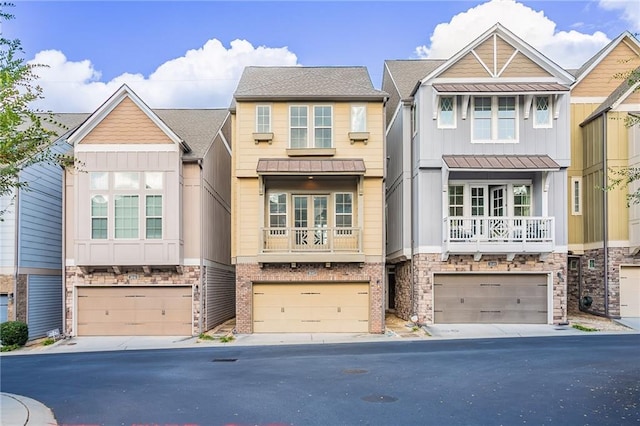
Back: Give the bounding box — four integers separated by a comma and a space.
63, 85, 235, 336
567, 32, 640, 318
230, 66, 388, 333
383, 24, 574, 325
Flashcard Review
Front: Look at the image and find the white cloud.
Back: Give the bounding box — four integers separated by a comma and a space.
415, 0, 611, 70
599, 0, 640, 32
29, 39, 298, 112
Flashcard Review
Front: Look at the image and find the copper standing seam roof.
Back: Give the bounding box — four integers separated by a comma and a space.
256, 159, 366, 174
443, 155, 561, 170
433, 83, 570, 93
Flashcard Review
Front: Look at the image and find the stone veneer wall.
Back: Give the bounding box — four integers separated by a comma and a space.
392, 261, 412, 321
579, 247, 640, 317
412, 253, 567, 324
64, 266, 202, 336
235, 262, 385, 334
16, 274, 27, 322
567, 256, 581, 313
0, 274, 15, 321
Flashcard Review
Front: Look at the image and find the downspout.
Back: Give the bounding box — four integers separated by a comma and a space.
602, 112, 609, 317
12, 188, 20, 321
61, 168, 66, 335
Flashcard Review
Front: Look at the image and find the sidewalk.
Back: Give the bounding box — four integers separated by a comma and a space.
0, 393, 57, 426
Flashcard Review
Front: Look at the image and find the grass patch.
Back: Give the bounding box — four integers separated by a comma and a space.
572, 324, 598, 332
219, 335, 235, 343
0, 344, 20, 352
42, 338, 55, 346
198, 333, 215, 341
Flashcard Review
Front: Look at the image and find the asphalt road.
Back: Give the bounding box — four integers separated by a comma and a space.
1, 335, 639, 426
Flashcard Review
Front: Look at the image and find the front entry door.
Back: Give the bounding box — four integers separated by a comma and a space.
293, 195, 328, 249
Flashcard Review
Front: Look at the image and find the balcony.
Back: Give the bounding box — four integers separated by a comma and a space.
258, 227, 364, 263
443, 216, 555, 261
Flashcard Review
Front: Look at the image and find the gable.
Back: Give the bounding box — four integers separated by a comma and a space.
440, 34, 553, 79
573, 39, 640, 98
80, 97, 173, 145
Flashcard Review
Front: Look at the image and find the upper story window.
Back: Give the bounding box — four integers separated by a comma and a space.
351, 105, 366, 132
90, 172, 108, 190
513, 185, 531, 216
289, 105, 333, 148
256, 105, 271, 133
533, 96, 552, 128
269, 193, 287, 229
438, 96, 456, 128
411, 103, 417, 136
448, 185, 464, 216
91, 195, 108, 239
571, 177, 582, 215
114, 172, 139, 190
472, 96, 518, 142
335, 193, 353, 228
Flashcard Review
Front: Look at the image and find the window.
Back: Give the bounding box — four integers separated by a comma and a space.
448, 185, 464, 216
268, 193, 287, 229
145, 172, 163, 190
534, 96, 552, 128
114, 172, 139, 190
90, 172, 108, 190
256, 105, 271, 133
571, 177, 582, 215
114, 195, 139, 238
314, 106, 332, 148
290, 106, 308, 148
411, 103, 417, 136
588, 259, 596, 269
351, 105, 366, 132
91, 195, 108, 239
438, 96, 456, 128
335, 193, 353, 228
145, 195, 162, 239
513, 185, 531, 216
472, 96, 518, 142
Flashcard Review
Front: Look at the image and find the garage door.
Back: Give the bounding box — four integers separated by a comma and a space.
253, 283, 369, 333
620, 266, 640, 317
77, 287, 192, 336
434, 274, 548, 324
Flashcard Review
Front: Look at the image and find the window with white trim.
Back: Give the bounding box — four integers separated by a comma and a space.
533, 96, 552, 128
114, 172, 139, 190
90, 172, 108, 190
314, 106, 332, 148
91, 195, 108, 239
114, 195, 139, 239
513, 185, 531, 216
448, 185, 464, 216
290, 106, 308, 148
351, 105, 366, 132
145, 195, 162, 239
472, 96, 518, 142
571, 177, 582, 215
289, 105, 333, 148
256, 105, 271, 133
438, 96, 456, 128
268, 193, 287, 233
335, 193, 353, 228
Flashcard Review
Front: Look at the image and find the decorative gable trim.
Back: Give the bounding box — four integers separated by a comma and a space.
573, 32, 640, 88
67, 84, 190, 153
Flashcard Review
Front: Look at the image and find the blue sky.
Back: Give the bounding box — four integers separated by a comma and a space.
4, 0, 639, 111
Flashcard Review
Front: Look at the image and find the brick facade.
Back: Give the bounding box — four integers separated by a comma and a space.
235, 262, 385, 334
572, 247, 640, 317
393, 253, 567, 325
0, 274, 15, 321
64, 266, 202, 336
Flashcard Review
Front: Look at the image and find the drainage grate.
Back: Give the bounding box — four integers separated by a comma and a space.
361, 394, 398, 403
212, 358, 237, 362
343, 369, 368, 375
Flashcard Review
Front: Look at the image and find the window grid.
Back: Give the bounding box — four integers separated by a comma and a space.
498, 97, 516, 140
290, 106, 308, 148
268, 193, 287, 228
313, 106, 332, 148
145, 195, 162, 239
335, 193, 353, 228
472, 96, 518, 141
473, 97, 492, 140
115, 195, 139, 239
448, 186, 464, 216
256, 105, 271, 133
572, 177, 582, 215
513, 185, 531, 216
534, 96, 551, 128
91, 195, 108, 239
438, 96, 455, 128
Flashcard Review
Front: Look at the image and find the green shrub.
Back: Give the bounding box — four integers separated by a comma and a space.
0, 321, 29, 346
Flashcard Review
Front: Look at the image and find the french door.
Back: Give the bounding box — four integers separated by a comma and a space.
489, 185, 508, 238
293, 195, 328, 249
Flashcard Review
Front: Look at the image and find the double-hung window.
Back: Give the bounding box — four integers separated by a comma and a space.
473, 96, 518, 142
90, 172, 109, 239
448, 185, 464, 216
289, 105, 333, 148
513, 185, 531, 217
438, 96, 456, 128
114, 172, 139, 239
335, 193, 353, 236
268, 193, 287, 235
256, 105, 271, 133
571, 177, 582, 215
533, 96, 552, 128
351, 105, 366, 132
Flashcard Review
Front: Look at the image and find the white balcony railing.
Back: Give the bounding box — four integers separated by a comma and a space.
261, 227, 362, 253
443, 216, 555, 259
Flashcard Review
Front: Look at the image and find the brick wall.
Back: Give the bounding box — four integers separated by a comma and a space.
64, 266, 201, 336
0, 274, 15, 321
412, 253, 567, 324
392, 261, 412, 321
235, 262, 385, 334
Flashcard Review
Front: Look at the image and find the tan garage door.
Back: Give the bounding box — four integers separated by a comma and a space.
434, 274, 548, 324
77, 287, 192, 336
620, 266, 640, 317
253, 283, 369, 333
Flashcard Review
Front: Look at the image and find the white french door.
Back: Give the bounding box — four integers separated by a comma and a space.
489, 185, 508, 238
293, 195, 328, 249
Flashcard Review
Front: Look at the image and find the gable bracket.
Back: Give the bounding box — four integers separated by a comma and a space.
432, 87, 439, 120
553, 94, 561, 119
524, 95, 533, 119
461, 95, 470, 120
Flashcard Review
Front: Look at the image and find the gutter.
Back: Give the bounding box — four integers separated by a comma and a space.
602, 111, 610, 318
198, 158, 204, 334
12, 188, 20, 321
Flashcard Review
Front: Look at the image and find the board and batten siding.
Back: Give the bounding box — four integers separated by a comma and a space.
27, 275, 63, 339
629, 123, 640, 251
0, 194, 16, 270
205, 264, 235, 330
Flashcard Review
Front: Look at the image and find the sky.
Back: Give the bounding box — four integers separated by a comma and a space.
3, 0, 640, 112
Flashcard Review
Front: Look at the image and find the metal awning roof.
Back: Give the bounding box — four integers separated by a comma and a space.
257, 158, 366, 175
443, 155, 561, 171
433, 83, 569, 94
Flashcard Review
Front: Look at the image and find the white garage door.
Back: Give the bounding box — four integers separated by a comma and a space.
620, 266, 640, 317
253, 283, 369, 333
434, 274, 548, 324
77, 286, 192, 336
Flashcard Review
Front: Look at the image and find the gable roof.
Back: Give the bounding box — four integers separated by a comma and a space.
573, 32, 640, 86
233, 66, 387, 102
581, 67, 640, 126
384, 59, 446, 100
417, 23, 574, 94
67, 84, 190, 152
155, 109, 228, 159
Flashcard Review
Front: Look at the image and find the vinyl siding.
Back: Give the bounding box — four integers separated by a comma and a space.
205, 264, 235, 330
0, 194, 16, 269
27, 275, 63, 339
